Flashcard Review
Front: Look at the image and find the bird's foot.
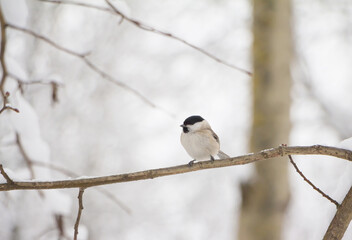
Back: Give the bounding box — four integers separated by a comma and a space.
188, 160, 196, 167
210, 156, 215, 162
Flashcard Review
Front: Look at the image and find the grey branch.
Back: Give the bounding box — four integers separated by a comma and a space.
323, 186, 352, 240
0, 145, 351, 191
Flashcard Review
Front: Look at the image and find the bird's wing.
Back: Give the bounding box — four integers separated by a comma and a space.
210, 129, 220, 144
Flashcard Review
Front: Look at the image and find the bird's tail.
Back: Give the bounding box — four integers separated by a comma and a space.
217, 150, 230, 159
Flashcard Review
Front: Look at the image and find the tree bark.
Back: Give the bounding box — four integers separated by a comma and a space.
238, 0, 292, 239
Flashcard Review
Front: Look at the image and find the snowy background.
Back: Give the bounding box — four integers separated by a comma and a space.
0, 0, 351, 239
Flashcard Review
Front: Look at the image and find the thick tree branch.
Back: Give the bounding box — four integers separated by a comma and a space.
323, 186, 352, 240
0, 145, 351, 191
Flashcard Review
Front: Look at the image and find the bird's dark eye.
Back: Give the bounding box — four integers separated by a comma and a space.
182, 126, 189, 133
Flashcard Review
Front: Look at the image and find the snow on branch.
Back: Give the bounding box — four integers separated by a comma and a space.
0, 145, 351, 191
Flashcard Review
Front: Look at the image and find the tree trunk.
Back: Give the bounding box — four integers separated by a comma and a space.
238, 0, 292, 239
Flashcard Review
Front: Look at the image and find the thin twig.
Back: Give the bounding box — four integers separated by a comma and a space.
0, 164, 14, 184
0, 145, 351, 191
16, 133, 36, 179
0, 6, 20, 114
6, 23, 170, 113
39, 0, 252, 76
16, 132, 45, 198
74, 188, 85, 240
0, 91, 20, 114
8, 72, 62, 103
288, 155, 340, 208
0, 4, 8, 101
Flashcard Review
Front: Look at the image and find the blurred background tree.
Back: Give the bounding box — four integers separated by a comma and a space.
238, 0, 292, 239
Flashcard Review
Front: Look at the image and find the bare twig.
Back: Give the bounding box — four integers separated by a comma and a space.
0, 4, 8, 100
16, 133, 46, 198
6, 23, 169, 113
16, 133, 36, 179
0, 91, 19, 114
8, 72, 62, 103
0, 164, 14, 184
0, 6, 19, 114
288, 155, 340, 208
39, 0, 252, 76
0, 145, 351, 191
74, 188, 85, 240
323, 186, 352, 240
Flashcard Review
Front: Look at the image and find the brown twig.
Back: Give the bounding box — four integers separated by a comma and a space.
0, 4, 7, 101
0, 6, 19, 114
0, 164, 14, 184
16, 133, 36, 179
8, 72, 62, 103
0, 91, 19, 114
288, 155, 340, 208
16, 132, 45, 198
39, 0, 252, 76
6, 23, 170, 113
74, 188, 85, 240
0, 145, 351, 191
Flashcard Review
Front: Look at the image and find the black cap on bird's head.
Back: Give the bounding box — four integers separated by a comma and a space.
183, 115, 204, 126
180, 115, 204, 133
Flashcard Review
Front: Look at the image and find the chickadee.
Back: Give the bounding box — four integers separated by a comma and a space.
180, 115, 230, 166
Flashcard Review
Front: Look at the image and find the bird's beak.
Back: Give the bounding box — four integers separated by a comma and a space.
180, 124, 186, 128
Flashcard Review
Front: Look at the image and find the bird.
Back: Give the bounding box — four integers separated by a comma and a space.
180, 115, 230, 166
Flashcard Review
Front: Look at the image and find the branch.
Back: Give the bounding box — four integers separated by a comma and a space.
0, 91, 19, 114
0, 4, 7, 100
32, 160, 132, 214
0, 164, 14, 184
0, 6, 19, 114
39, 0, 252, 76
6, 23, 171, 115
0, 145, 351, 191
73, 188, 85, 240
323, 186, 352, 240
288, 155, 340, 208
16, 133, 36, 179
